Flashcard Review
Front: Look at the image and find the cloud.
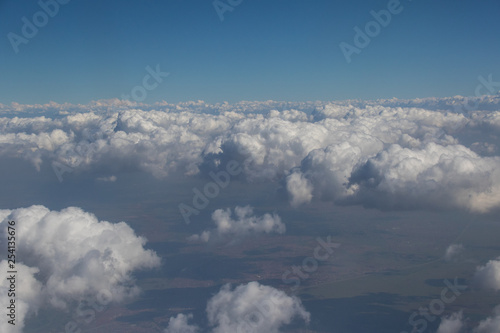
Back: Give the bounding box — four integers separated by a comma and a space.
189, 206, 285, 242
2, 97, 500, 212
207, 282, 310, 333
444, 244, 465, 262
165, 281, 310, 333
436, 307, 500, 333
164, 313, 200, 333
96, 175, 117, 182
437, 311, 464, 333
474, 306, 500, 333
0, 205, 160, 331
346, 143, 500, 212
473, 257, 500, 291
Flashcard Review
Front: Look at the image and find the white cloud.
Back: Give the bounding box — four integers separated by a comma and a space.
207, 282, 310, 333
165, 281, 310, 333
286, 172, 313, 207
474, 257, 500, 291
189, 206, 285, 242
96, 175, 117, 182
436, 307, 500, 333
0, 205, 160, 330
2, 97, 500, 212
474, 306, 500, 333
164, 313, 200, 333
444, 244, 465, 262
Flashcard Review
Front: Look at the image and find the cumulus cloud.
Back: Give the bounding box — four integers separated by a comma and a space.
96, 175, 117, 182
189, 206, 285, 242
473, 257, 500, 291
436, 307, 500, 333
0, 205, 160, 331
474, 306, 500, 333
437, 311, 465, 333
2, 97, 500, 212
166, 281, 310, 333
286, 172, 313, 207
444, 244, 465, 262
164, 313, 200, 333
345, 143, 500, 212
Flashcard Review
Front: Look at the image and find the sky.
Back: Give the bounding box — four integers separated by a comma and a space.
1, 0, 499, 104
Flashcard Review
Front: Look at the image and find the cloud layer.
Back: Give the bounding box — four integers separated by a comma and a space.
2, 97, 500, 212
0, 205, 160, 332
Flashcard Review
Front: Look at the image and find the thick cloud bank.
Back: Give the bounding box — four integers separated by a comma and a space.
0, 205, 160, 332
189, 206, 285, 242
2, 97, 500, 212
164, 281, 310, 333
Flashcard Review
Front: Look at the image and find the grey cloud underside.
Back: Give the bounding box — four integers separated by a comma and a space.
2, 96, 500, 212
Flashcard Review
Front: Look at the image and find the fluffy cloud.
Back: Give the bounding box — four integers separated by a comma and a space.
164, 313, 200, 333
436, 258, 500, 333
473, 257, 500, 291
444, 244, 464, 262
346, 143, 500, 212
189, 206, 285, 242
0, 205, 160, 331
165, 281, 310, 333
2, 97, 500, 212
0, 262, 43, 333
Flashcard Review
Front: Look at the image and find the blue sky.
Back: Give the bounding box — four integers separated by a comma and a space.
0, 0, 499, 104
